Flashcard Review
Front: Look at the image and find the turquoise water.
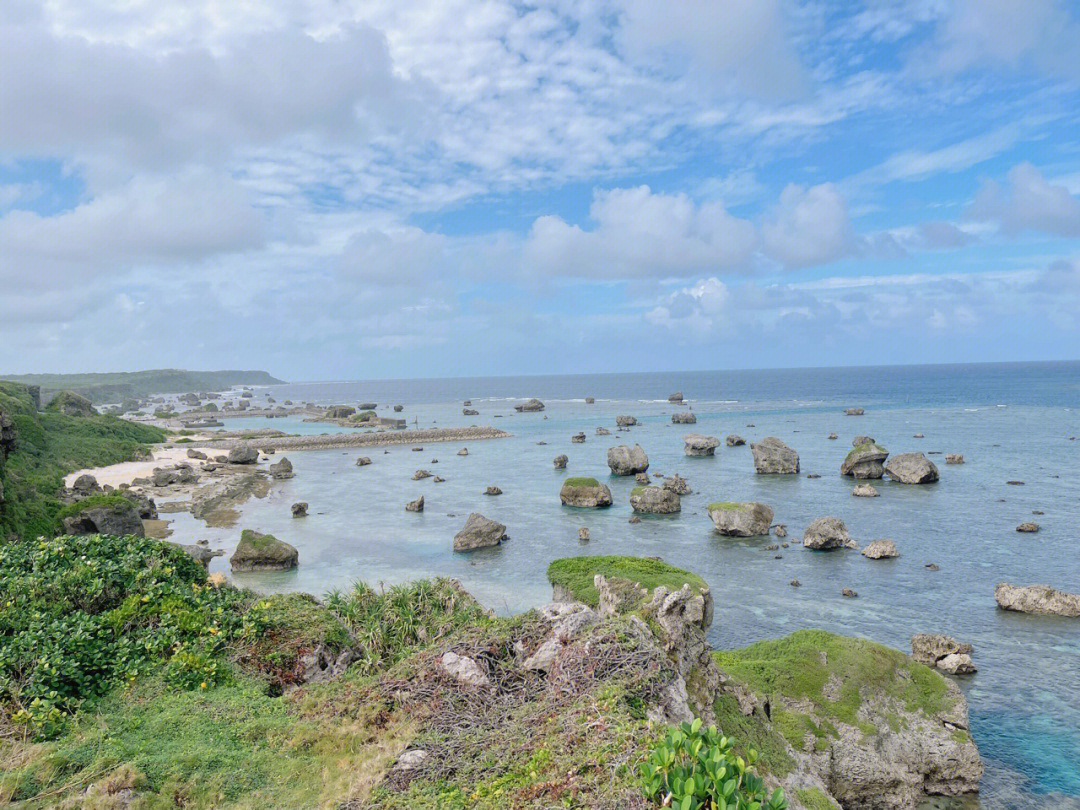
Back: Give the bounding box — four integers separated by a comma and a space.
168, 363, 1080, 807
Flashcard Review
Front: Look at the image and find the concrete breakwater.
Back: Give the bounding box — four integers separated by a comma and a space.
238, 425, 511, 451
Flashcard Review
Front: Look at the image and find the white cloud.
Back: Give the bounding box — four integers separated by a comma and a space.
761, 182, 853, 268
969, 162, 1080, 236
525, 185, 757, 279
614, 0, 806, 97
0, 169, 264, 285
921, 0, 1080, 81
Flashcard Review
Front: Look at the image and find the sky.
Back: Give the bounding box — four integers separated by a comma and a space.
2, 0, 1080, 381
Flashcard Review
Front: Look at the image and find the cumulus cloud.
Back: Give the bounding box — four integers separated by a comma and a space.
0, 169, 263, 286
969, 162, 1080, 236
760, 183, 854, 269
525, 186, 756, 279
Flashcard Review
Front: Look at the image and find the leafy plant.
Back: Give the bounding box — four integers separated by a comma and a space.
638, 718, 787, 810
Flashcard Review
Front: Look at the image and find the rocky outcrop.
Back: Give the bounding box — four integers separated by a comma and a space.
227, 443, 259, 465
62, 499, 145, 537
751, 437, 799, 474
571, 432, 586, 443
662, 474, 691, 495
607, 444, 649, 475
852, 483, 879, 497
230, 529, 298, 572
841, 442, 889, 479
46, 391, 95, 417
595, 427, 610, 436
853, 435, 874, 447
803, 516, 857, 550
514, 398, 545, 412
707, 502, 773, 537
668, 392, 684, 402
463, 408, 479, 416
356, 456, 372, 466
291, 501, 308, 517
439, 651, 490, 688
629, 486, 681, 514
683, 433, 720, 457
457, 447, 468, 456
412, 469, 432, 480
72, 473, 100, 494
945, 454, 964, 464
560, 478, 613, 508
725, 434, 745, 447
994, 583, 1080, 616
553, 454, 568, 469
484, 486, 502, 496
671, 411, 696, 424
862, 539, 898, 559
844, 407, 865, 416
325, 405, 356, 419
269, 457, 294, 480
911, 634, 975, 674
406, 495, 425, 512
884, 452, 939, 484
1016, 522, 1039, 533
615, 415, 637, 427
453, 513, 507, 552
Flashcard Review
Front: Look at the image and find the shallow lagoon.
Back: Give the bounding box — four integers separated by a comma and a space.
169, 364, 1080, 806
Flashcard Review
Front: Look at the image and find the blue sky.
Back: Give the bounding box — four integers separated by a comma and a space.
2, 0, 1079, 380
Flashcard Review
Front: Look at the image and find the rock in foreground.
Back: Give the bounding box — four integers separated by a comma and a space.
453, 512, 507, 552
995, 583, 1080, 616
884, 452, 939, 484
62, 498, 145, 538
559, 477, 613, 508
716, 629, 982, 808
683, 433, 720, 457
751, 436, 799, 474
629, 486, 680, 514
841, 442, 888, 479
607, 444, 649, 475
230, 529, 298, 572
803, 516, 857, 550
707, 502, 773, 537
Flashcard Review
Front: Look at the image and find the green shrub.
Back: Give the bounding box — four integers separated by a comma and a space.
0, 534, 249, 733
546, 555, 707, 607
638, 718, 787, 810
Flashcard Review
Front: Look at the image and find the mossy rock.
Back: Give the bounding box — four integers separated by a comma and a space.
563, 477, 600, 488
706, 501, 743, 511
231, 530, 298, 572
547, 555, 706, 607
714, 629, 954, 748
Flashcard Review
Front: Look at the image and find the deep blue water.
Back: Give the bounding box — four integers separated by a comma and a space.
171, 361, 1080, 807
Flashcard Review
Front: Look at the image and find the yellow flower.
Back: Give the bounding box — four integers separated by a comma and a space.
200, 682, 208, 689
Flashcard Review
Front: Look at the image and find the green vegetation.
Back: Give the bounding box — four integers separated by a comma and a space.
2, 536, 675, 808
562, 476, 601, 488
351, 410, 378, 422
795, 787, 837, 810
546, 555, 707, 607
638, 719, 787, 810
706, 502, 743, 511
55, 493, 136, 522
43, 390, 95, 417
714, 629, 953, 752
0, 369, 284, 404
712, 694, 795, 778
0, 381, 164, 541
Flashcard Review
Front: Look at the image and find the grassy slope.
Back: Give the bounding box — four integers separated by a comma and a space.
546, 555, 707, 607
0, 381, 165, 540
1, 537, 664, 809
0, 370, 284, 404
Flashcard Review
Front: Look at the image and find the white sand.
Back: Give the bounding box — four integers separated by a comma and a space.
64, 446, 225, 489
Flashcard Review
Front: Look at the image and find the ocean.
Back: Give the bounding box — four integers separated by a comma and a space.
167, 361, 1080, 807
